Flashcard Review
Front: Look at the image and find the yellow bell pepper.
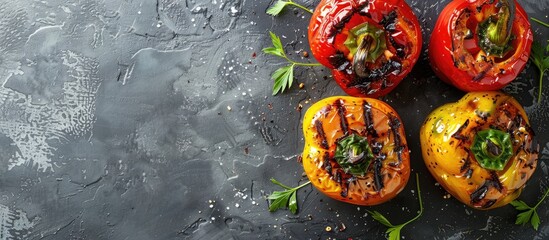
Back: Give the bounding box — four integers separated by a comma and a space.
420, 92, 538, 209
302, 96, 410, 206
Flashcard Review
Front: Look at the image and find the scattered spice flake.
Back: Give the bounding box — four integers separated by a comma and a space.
338, 222, 346, 232
252, 52, 257, 58
325, 226, 332, 232
302, 51, 309, 58
244, 147, 249, 154
299, 83, 305, 89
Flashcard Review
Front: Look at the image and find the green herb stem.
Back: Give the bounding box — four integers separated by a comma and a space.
287, 1, 313, 14
368, 173, 423, 240
534, 186, 549, 209
538, 69, 544, 104
404, 174, 424, 225
531, 17, 549, 28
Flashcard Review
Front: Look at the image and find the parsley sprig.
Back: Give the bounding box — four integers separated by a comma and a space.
262, 32, 322, 95
511, 186, 549, 231
530, 17, 549, 103
267, 178, 311, 214
367, 173, 423, 240
267, 0, 313, 16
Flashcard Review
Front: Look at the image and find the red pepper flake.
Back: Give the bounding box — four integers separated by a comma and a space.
297, 155, 303, 163
252, 52, 257, 58
302, 51, 309, 58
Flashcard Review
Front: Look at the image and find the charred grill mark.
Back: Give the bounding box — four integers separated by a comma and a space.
363, 101, 379, 138
482, 199, 497, 208
373, 157, 384, 191
470, 182, 489, 204
451, 119, 470, 141
330, 0, 371, 41
490, 171, 503, 192
470, 176, 503, 207
323, 152, 332, 175
335, 99, 349, 136
388, 114, 404, 162
336, 171, 342, 184
460, 155, 472, 179
379, 10, 406, 58
472, 69, 489, 82
315, 120, 329, 149
340, 184, 348, 197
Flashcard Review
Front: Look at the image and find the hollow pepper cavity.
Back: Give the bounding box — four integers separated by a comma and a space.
308, 0, 422, 98
420, 92, 538, 210
302, 96, 410, 205
429, 0, 532, 91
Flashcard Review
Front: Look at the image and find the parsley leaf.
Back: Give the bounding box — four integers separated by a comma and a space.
267, 178, 310, 214
262, 31, 322, 95
368, 173, 423, 240
266, 0, 313, 16
511, 186, 549, 231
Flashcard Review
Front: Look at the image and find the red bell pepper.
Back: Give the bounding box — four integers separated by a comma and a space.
429, 0, 533, 91
308, 0, 422, 98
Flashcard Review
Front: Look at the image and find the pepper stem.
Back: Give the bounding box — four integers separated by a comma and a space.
478, 0, 515, 57
343, 23, 387, 78
471, 129, 513, 171
334, 134, 374, 176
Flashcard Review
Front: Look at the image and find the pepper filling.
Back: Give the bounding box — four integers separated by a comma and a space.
477, 0, 515, 57
471, 129, 513, 171
344, 22, 387, 78
334, 134, 374, 177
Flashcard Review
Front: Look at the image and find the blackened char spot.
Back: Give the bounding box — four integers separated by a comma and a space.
328, 51, 349, 70
363, 101, 379, 138
323, 152, 332, 175
336, 171, 342, 184
371, 141, 383, 155
340, 186, 348, 197
379, 10, 398, 32
315, 120, 329, 149
470, 183, 489, 204
335, 99, 349, 136
482, 199, 497, 208
490, 171, 503, 192
451, 119, 470, 141
460, 155, 470, 172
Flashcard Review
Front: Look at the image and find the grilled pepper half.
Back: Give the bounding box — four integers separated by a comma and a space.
429, 0, 532, 91
302, 96, 410, 205
420, 92, 538, 209
308, 0, 422, 98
